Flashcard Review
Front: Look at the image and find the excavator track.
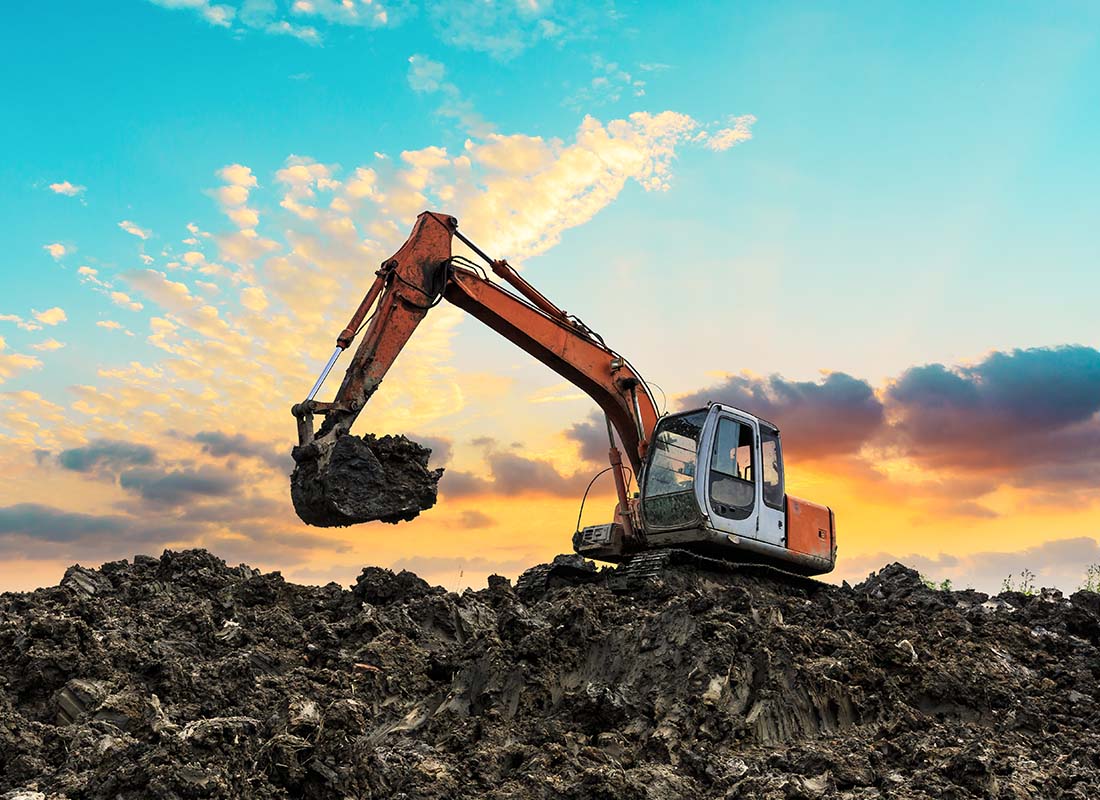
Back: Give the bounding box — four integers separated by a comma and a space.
517, 548, 827, 601
608, 547, 828, 593
515, 555, 602, 601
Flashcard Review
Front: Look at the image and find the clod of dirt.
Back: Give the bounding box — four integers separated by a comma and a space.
290, 433, 443, 526
3, 549, 1100, 799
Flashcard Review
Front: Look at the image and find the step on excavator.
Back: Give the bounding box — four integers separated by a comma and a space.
291, 212, 837, 593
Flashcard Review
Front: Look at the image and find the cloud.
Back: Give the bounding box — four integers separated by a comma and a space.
119, 220, 152, 240
212, 163, 261, 229
407, 54, 446, 92
146, 0, 236, 28
110, 291, 144, 312
407, 55, 493, 136
885, 345, 1100, 488
145, 0, 584, 58
145, 0, 401, 43
678, 371, 885, 461
564, 56, 646, 112
96, 320, 126, 331
442, 442, 594, 498
32, 307, 67, 326
836, 537, 1100, 595
0, 314, 43, 332
457, 509, 495, 528
0, 337, 43, 383
565, 411, 612, 464
667, 345, 1100, 500
48, 181, 85, 197
192, 430, 287, 470
407, 433, 453, 467
703, 114, 757, 151
0, 503, 132, 543
425, 0, 574, 60
239, 286, 268, 311
119, 466, 243, 506
58, 439, 157, 474
43, 243, 68, 260
31, 339, 66, 352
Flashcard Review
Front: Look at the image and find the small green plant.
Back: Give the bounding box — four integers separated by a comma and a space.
1081, 564, 1100, 593
1002, 569, 1036, 595
919, 574, 954, 592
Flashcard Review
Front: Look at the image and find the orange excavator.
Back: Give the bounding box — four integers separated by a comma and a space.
291, 212, 836, 587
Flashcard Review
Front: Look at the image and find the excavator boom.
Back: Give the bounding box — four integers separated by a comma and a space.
291, 211, 656, 531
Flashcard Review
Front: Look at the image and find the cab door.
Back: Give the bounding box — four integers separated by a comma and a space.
702, 412, 781, 546
756, 425, 787, 549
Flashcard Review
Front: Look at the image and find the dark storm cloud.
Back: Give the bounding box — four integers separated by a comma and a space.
407, 433, 453, 467
119, 467, 242, 506
565, 415, 607, 463
0, 504, 131, 542
192, 430, 289, 470
457, 510, 495, 528
676, 371, 886, 460
0, 503, 198, 563
440, 446, 596, 499
58, 439, 156, 473
886, 345, 1100, 486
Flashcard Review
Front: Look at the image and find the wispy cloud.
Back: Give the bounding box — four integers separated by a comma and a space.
48, 180, 86, 197
43, 243, 68, 260
145, 0, 593, 57
109, 291, 144, 312
0, 314, 43, 332
703, 114, 757, 151
30, 339, 66, 352
119, 220, 152, 240
0, 337, 42, 383
32, 307, 67, 326
407, 55, 493, 137
564, 56, 647, 112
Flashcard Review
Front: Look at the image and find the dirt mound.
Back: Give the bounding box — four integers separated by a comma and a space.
290, 433, 443, 526
3, 549, 1100, 799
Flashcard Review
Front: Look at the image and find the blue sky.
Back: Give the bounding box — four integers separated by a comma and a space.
1, 1, 1098, 592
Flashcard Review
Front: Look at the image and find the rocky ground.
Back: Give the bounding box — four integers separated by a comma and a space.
2, 549, 1099, 799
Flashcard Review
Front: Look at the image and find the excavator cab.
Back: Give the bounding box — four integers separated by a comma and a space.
575, 403, 836, 577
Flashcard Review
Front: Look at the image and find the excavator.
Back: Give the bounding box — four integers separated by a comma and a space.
290, 211, 836, 590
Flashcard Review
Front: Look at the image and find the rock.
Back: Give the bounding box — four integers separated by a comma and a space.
60, 565, 112, 598
54, 678, 110, 725
290, 433, 443, 526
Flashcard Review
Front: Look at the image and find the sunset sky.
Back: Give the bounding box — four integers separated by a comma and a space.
2, 1, 1098, 594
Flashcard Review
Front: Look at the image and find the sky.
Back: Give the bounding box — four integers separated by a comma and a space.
1, 0, 1098, 594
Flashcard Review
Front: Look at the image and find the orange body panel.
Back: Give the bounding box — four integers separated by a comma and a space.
786, 495, 835, 562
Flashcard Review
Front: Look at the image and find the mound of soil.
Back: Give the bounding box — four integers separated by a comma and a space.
2, 549, 1100, 799
290, 433, 443, 526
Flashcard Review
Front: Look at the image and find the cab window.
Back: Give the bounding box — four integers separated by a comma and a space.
642, 411, 707, 529
709, 418, 755, 519
760, 427, 785, 509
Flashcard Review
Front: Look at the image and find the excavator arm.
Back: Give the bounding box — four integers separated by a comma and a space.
291, 211, 659, 533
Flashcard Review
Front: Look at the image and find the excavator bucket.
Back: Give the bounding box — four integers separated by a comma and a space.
290, 433, 443, 527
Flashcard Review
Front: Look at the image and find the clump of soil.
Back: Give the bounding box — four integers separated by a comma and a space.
2, 550, 1100, 799
290, 433, 442, 526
